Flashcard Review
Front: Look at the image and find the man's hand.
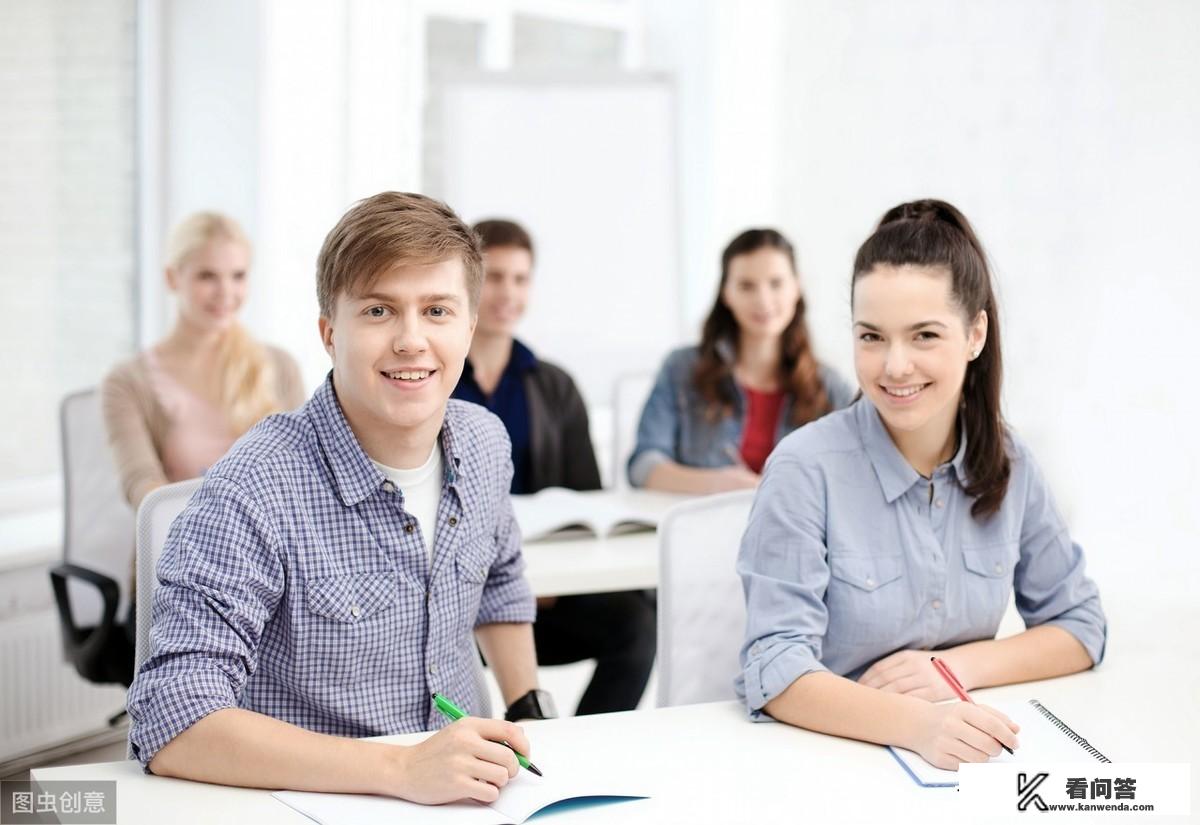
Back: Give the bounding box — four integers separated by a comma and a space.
388, 718, 529, 804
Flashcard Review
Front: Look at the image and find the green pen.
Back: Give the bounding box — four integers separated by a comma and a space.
431, 693, 543, 777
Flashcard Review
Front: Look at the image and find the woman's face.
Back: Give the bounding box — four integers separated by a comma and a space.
852, 263, 987, 438
167, 238, 250, 333
721, 247, 801, 340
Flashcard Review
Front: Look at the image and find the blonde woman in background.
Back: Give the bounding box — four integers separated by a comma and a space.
102, 212, 305, 514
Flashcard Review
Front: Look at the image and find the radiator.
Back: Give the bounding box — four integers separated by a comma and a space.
0, 608, 127, 764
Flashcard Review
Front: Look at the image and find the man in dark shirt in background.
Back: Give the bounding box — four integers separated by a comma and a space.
453, 219, 656, 714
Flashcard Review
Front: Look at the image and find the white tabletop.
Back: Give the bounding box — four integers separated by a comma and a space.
518, 489, 687, 597
33, 672, 1197, 824
33, 592, 1198, 825
522, 529, 658, 597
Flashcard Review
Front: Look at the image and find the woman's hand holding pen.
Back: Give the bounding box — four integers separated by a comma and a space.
910, 702, 1020, 771
858, 649, 959, 701
388, 717, 528, 804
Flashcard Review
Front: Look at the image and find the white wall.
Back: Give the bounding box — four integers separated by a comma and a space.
151, 0, 425, 391
149, 1, 1200, 595
776, 0, 1200, 592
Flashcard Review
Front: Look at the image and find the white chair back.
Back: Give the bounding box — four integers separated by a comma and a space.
610, 371, 654, 490
134, 478, 203, 674
60, 389, 134, 626
657, 489, 755, 707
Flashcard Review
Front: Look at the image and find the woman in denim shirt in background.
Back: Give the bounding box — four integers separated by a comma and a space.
737, 200, 1106, 771
628, 229, 855, 493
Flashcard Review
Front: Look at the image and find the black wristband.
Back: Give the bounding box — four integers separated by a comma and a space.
504, 689, 557, 722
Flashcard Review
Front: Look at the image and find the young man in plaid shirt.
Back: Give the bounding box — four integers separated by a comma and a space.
127, 193, 548, 804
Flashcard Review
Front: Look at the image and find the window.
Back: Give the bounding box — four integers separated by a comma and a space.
0, 0, 137, 492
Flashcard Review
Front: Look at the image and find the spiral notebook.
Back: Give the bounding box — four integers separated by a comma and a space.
888, 698, 1112, 787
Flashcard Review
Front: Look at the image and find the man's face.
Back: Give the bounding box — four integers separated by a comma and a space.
319, 258, 476, 445
475, 245, 533, 337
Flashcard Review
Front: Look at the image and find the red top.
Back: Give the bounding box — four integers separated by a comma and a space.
739, 386, 786, 473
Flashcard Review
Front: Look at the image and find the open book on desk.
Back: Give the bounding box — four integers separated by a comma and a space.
275, 761, 650, 824
511, 488, 683, 542
889, 698, 1112, 787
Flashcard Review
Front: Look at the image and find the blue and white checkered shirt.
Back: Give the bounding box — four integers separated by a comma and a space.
127, 376, 535, 769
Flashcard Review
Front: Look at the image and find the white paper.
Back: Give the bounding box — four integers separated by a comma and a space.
274, 763, 650, 825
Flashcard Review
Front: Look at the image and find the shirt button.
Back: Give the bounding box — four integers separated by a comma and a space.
448, 516, 458, 526
993, 563, 1004, 574
429, 663, 438, 675
382, 481, 395, 492
934, 499, 944, 508
405, 524, 415, 534
932, 599, 942, 610
865, 577, 875, 587
350, 604, 361, 618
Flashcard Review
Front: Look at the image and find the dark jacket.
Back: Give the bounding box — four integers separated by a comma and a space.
524, 359, 602, 493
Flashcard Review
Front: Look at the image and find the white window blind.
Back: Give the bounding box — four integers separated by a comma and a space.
0, 0, 137, 487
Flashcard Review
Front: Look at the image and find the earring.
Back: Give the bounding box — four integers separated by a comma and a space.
971, 349, 980, 360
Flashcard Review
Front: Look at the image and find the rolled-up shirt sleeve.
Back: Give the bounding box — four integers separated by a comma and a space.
126, 476, 285, 770
476, 448, 536, 626
1012, 447, 1107, 665
737, 456, 832, 720
627, 355, 682, 488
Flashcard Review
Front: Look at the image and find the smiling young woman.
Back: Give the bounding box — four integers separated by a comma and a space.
101, 212, 304, 509
736, 199, 1107, 772
628, 228, 855, 494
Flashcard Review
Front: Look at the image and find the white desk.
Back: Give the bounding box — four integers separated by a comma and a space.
32, 596, 1198, 824
517, 490, 688, 597
32, 680, 1196, 823
522, 530, 658, 597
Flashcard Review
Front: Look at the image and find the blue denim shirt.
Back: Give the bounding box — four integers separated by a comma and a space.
126, 376, 536, 768
627, 344, 856, 486
736, 397, 1107, 718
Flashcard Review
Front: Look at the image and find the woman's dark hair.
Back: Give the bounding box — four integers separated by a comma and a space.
852, 199, 1009, 520
694, 228, 831, 426
472, 218, 534, 258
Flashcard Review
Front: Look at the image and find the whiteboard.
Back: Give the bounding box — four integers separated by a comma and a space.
428, 75, 682, 408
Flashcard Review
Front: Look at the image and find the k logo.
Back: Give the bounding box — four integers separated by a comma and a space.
1017, 772, 1050, 812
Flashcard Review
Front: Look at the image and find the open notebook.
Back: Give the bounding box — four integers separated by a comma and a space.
889, 699, 1111, 788
511, 488, 679, 541
274, 763, 650, 824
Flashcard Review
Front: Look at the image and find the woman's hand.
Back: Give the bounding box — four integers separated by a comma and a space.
858, 650, 959, 701
909, 701, 1020, 771
706, 465, 761, 493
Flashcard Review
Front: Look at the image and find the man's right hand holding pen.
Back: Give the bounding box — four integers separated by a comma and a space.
385, 716, 532, 804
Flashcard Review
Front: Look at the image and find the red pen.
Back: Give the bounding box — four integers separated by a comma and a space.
930, 656, 1014, 755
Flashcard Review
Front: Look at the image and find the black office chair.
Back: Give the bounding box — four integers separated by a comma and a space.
49, 389, 135, 706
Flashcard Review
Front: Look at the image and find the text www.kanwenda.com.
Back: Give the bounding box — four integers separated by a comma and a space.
1044, 803, 1155, 812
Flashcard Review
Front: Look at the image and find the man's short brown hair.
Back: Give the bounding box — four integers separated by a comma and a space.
316, 192, 483, 317
473, 218, 534, 258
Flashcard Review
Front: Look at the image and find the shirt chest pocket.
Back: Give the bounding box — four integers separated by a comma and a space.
828, 555, 905, 593
454, 534, 496, 584
302, 573, 405, 683
959, 541, 1018, 632
825, 555, 908, 645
